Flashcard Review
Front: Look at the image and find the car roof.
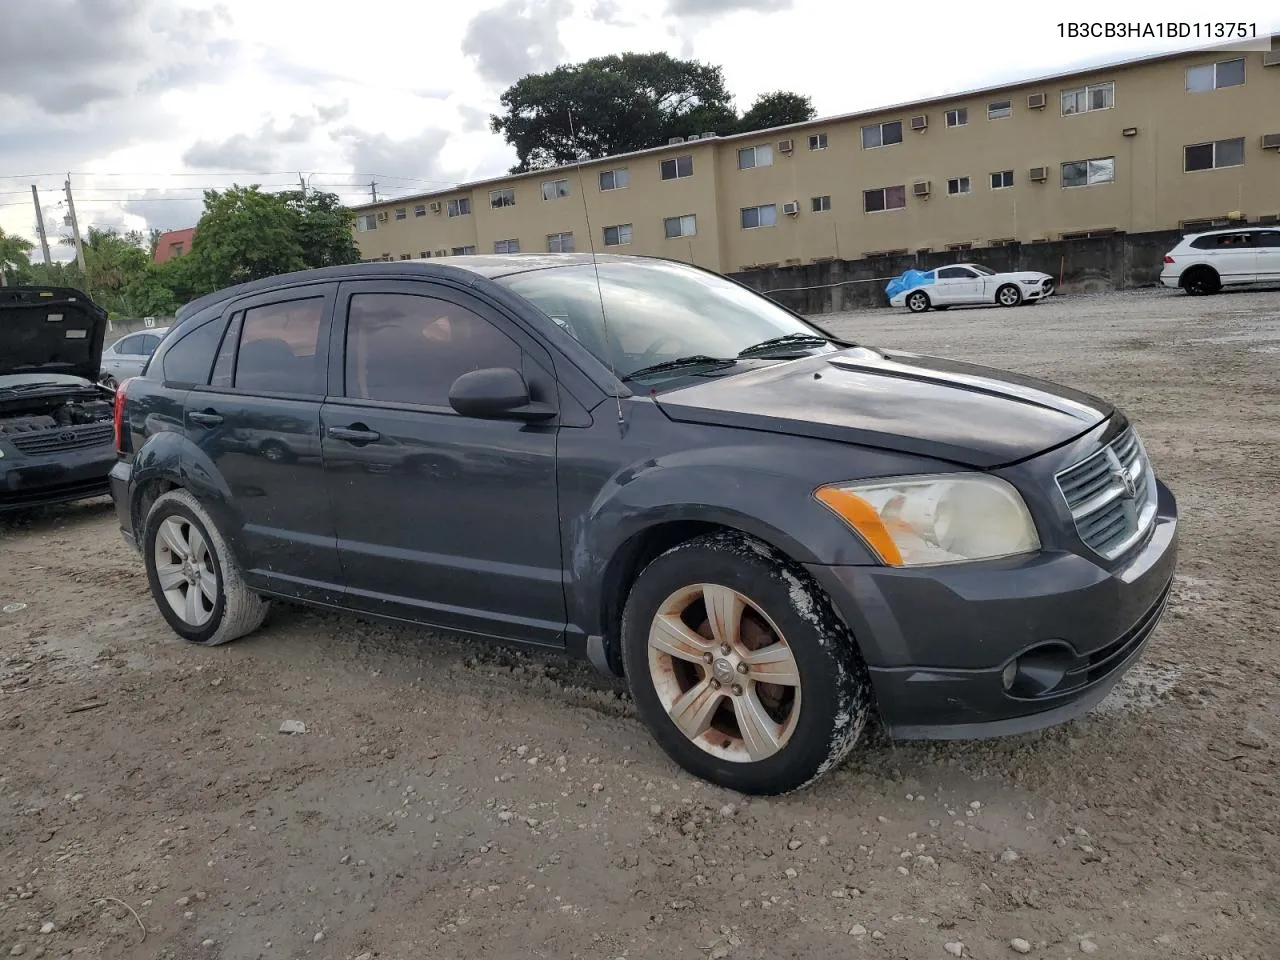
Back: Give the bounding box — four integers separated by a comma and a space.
173, 254, 660, 322
1184, 227, 1277, 239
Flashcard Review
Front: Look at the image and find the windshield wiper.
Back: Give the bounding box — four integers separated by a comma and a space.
623, 355, 737, 381
736, 332, 835, 358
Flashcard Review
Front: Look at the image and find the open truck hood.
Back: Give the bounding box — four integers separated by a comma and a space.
0, 286, 110, 382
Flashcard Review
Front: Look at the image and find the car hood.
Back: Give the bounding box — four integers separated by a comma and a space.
999, 271, 1052, 283
651, 346, 1112, 469
0, 286, 109, 381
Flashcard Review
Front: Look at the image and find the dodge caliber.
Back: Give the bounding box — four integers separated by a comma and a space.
108, 256, 1178, 794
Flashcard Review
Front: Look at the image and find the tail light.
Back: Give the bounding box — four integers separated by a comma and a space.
1163, 255, 1175, 264
113, 377, 133, 454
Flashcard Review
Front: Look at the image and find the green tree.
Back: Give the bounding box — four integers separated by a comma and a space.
189, 185, 359, 291
737, 91, 816, 134
0, 227, 34, 286
491, 53, 741, 172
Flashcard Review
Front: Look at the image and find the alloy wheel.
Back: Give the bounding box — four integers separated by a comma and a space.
153, 516, 218, 627
647, 583, 802, 763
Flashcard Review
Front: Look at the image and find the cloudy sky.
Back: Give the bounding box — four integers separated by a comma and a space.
2, 0, 1277, 261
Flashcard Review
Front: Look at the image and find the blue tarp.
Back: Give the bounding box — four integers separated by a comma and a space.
884, 269, 935, 300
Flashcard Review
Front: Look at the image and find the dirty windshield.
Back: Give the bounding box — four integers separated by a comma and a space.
496, 259, 834, 379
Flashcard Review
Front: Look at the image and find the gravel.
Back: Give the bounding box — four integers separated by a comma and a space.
0, 289, 1277, 958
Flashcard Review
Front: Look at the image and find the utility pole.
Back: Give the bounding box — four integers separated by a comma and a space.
63, 174, 86, 275
31, 185, 52, 266
369, 180, 378, 203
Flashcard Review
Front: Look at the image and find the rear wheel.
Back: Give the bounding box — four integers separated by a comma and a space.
142, 489, 269, 646
621, 532, 872, 794
1181, 267, 1220, 296
905, 290, 931, 313
996, 284, 1022, 307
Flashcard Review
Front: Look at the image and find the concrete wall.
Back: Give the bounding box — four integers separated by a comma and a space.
727, 228, 1189, 314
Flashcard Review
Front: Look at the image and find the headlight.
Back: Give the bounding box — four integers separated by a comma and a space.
815, 474, 1040, 566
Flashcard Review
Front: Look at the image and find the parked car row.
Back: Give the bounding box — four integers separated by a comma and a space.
885, 225, 1280, 312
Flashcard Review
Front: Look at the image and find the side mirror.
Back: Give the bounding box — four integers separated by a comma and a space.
448, 367, 557, 422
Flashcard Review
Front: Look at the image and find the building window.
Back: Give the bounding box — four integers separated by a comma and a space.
356, 214, 377, 232
541, 179, 570, 201
546, 231, 575, 253
1061, 81, 1114, 115
599, 168, 629, 191
861, 120, 903, 149
1184, 137, 1245, 171
489, 188, 515, 208
451, 245, 476, 255
1186, 58, 1245, 92
740, 204, 778, 229
447, 197, 471, 217
660, 155, 694, 180
808, 133, 828, 150
863, 185, 906, 213
493, 239, 519, 254
947, 242, 973, 251
1061, 156, 1115, 188
603, 223, 633, 246
413, 204, 426, 217
990, 170, 1014, 190
811, 195, 831, 213
947, 176, 971, 196
394, 207, 406, 220
398, 253, 411, 259
945, 108, 968, 127
663, 214, 696, 238
420, 251, 431, 258
738, 144, 774, 169
987, 100, 1012, 120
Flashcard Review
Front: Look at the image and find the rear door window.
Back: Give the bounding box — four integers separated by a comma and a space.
233, 298, 326, 395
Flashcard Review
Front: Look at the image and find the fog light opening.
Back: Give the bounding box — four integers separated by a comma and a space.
1002, 644, 1074, 699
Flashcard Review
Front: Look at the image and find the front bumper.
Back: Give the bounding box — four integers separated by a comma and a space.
0, 443, 116, 513
806, 479, 1178, 739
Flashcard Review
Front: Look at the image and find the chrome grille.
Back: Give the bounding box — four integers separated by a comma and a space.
9, 423, 113, 455
1055, 427, 1157, 560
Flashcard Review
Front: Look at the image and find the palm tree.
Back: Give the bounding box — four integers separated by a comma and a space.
0, 227, 34, 286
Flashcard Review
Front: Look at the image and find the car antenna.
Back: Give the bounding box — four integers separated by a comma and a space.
567, 107, 627, 434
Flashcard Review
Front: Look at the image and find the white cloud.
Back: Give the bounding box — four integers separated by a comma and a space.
2, 0, 1277, 244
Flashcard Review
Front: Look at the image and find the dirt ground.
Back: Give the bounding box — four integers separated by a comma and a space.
2, 288, 1277, 960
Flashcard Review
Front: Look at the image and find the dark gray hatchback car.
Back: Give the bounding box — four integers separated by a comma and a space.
109, 255, 1178, 794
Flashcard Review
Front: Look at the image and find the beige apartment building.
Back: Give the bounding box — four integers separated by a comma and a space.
350, 40, 1280, 274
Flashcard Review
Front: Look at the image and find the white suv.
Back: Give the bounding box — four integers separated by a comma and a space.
1160, 227, 1280, 295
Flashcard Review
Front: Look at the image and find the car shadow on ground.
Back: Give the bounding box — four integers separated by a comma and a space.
0, 495, 116, 537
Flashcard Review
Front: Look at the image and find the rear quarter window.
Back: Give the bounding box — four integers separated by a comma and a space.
161, 316, 229, 386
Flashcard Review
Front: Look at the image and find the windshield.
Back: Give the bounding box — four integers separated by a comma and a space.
496, 260, 833, 379
971, 265, 995, 276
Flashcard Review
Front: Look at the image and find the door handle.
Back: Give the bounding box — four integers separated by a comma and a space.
188, 410, 223, 426
327, 424, 381, 444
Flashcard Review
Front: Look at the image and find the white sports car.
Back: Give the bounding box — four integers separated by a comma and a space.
889, 264, 1056, 313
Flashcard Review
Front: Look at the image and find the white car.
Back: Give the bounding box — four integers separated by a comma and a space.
99, 327, 170, 386
889, 264, 1056, 313
1159, 227, 1280, 295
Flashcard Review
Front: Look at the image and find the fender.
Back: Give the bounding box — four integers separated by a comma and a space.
128, 430, 250, 572
564, 442, 897, 640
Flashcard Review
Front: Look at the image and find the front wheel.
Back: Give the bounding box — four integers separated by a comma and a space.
905, 290, 931, 313
621, 532, 872, 794
142, 489, 269, 646
996, 284, 1022, 307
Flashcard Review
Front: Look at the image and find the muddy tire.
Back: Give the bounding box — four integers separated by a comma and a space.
142, 488, 269, 646
621, 532, 872, 795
